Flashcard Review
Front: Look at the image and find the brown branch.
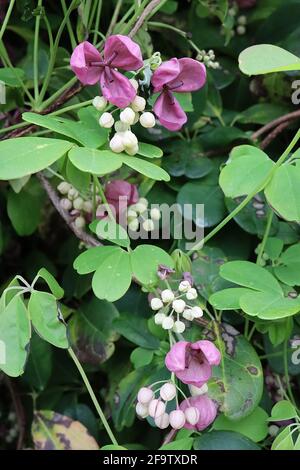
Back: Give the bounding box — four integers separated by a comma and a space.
252, 109, 300, 141
260, 121, 291, 150
162, 428, 177, 446
36, 173, 101, 247
128, 0, 162, 38
4, 376, 26, 450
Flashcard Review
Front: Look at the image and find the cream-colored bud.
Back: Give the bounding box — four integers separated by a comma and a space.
99, 112, 114, 128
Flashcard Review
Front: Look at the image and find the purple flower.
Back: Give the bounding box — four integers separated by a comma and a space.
151, 58, 206, 131
70, 35, 143, 108
183, 272, 194, 286
105, 179, 138, 216
157, 264, 176, 280
180, 395, 217, 431
165, 340, 221, 387
236, 0, 256, 8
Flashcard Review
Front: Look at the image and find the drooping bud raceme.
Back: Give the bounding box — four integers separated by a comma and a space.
151, 298, 164, 311
161, 289, 175, 303
160, 383, 176, 402
139, 112, 156, 128
99, 112, 114, 128
92, 95, 107, 110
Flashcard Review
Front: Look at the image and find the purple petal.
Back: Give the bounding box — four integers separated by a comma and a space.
176, 358, 212, 387
104, 35, 143, 71
180, 395, 217, 431
153, 90, 187, 131
191, 340, 221, 366
70, 42, 102, 85
100, 68, 136, 108
171, 58, 206, 92
105, 180, 138, 205
165, 341, 189, 373
151, 58, 180, 93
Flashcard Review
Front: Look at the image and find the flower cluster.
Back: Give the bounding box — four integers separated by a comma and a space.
70, 34, 206, 135
126, 196, 161, 233
196, 49, 220, 69
150, 279, 203, 333
57, 181, 96, 228
136, 340, 220, 431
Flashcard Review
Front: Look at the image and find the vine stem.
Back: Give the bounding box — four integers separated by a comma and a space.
0, 0, 15, 42
187, 128, 300, 255
256, 210, 274, 265
283, 340, 296, 408
33, 0, 43, 103
68, 347, 118, 446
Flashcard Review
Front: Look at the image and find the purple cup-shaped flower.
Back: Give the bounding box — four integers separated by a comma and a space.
151, 58, 206, 131
180, 395, 217, 431
165, 340, 221, 387
70, 35, 143, 108
105, 179, 138, 216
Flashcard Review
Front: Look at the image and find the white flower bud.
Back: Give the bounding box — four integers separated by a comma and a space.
134, 201, 148, 214
125, 144, 139, 156
185, 407, 200, 426
131, 95, 146, 112
169, 410, 186, 430
133, 112, 140, 124
73, 197, 84, 210
114, 120, 129, 132
122, 130, 138, 148
148, 399, 166, 419
129, 78, 139, 91
151, 298, 163, 311
162, 316, 174, 330
68, 187, 79, 200
92, 96, 107, 111
99, 112, 114, 128
155, 413, 169, 429
190, 383, 208, 396
128, 218, 139, 231
186, 288, 198, 300
192, 306, 203, 318
57, 181, 71, 194
139, 112, 156, 128
172, 299, 186, 314
142, 219, 154, 232
83, 200, 93, 213
120, 107, 136, 125
173, 320, 185, 334
138, 197, 148, 207
150, 208, 161, 221
178, 280, 191, 292
268, 425, 279, 437
237, 15, 247, 25
154, 312, 166, 325
160, 383, 176, 402
60, 198, 72, 211
136, 402, 149, 418
182, 309, 194, 321
109, 133, 125, 153
137, 387, 154, 405
74, 216, 85, 229
237, 25, 246, 35
127, 208, 138, 221
161, 289, 175, 303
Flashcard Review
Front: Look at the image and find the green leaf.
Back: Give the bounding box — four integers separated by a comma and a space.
28, 291, 68, 348
32, 410, 99, 450
113, 314, 160, 350
163, 141, 212, 179
73, 246, 119, 274
234, 103, 290, 125
23, 332, 53, 391
0, 137, 73, 180
239, 44, 300, 75
240, 290, 300, 319
265, 164, 300, 222
194, 431, 261, 450
274, 244, 300, 286
219, 145, 274, 198
7, 178, 45, 236
0, 296, 31, 377
121, 155, 170, 181
271, 426, 295, 451
138, 142, 163, 159
220, 261, 282, 294
68, 297, 119, 365
68, 147, 123, 175
192, 247, 230, 300
160, 438, 194, 450
101, 445, 127, 450
95, 218, 130, 248
66, 160, 90, 193
208, 323, 263, 419
92, 248, 132, 301
34, 268, 64, 299
130, 347, 154, 368
131, 245, 174, 285
0, 67, 25, 86
269, 400, 298, 422
209, 287, 252, 310
214, 407, 268, 442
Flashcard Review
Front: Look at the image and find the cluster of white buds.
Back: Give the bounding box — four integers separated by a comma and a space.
150, 280, 203, 333
126, 197, 161, 232
96, 79, 156, 156
196, 49, 220, 69
57, 181, 100, 228
136, 384, 200, 430
4, 411, 19, 444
